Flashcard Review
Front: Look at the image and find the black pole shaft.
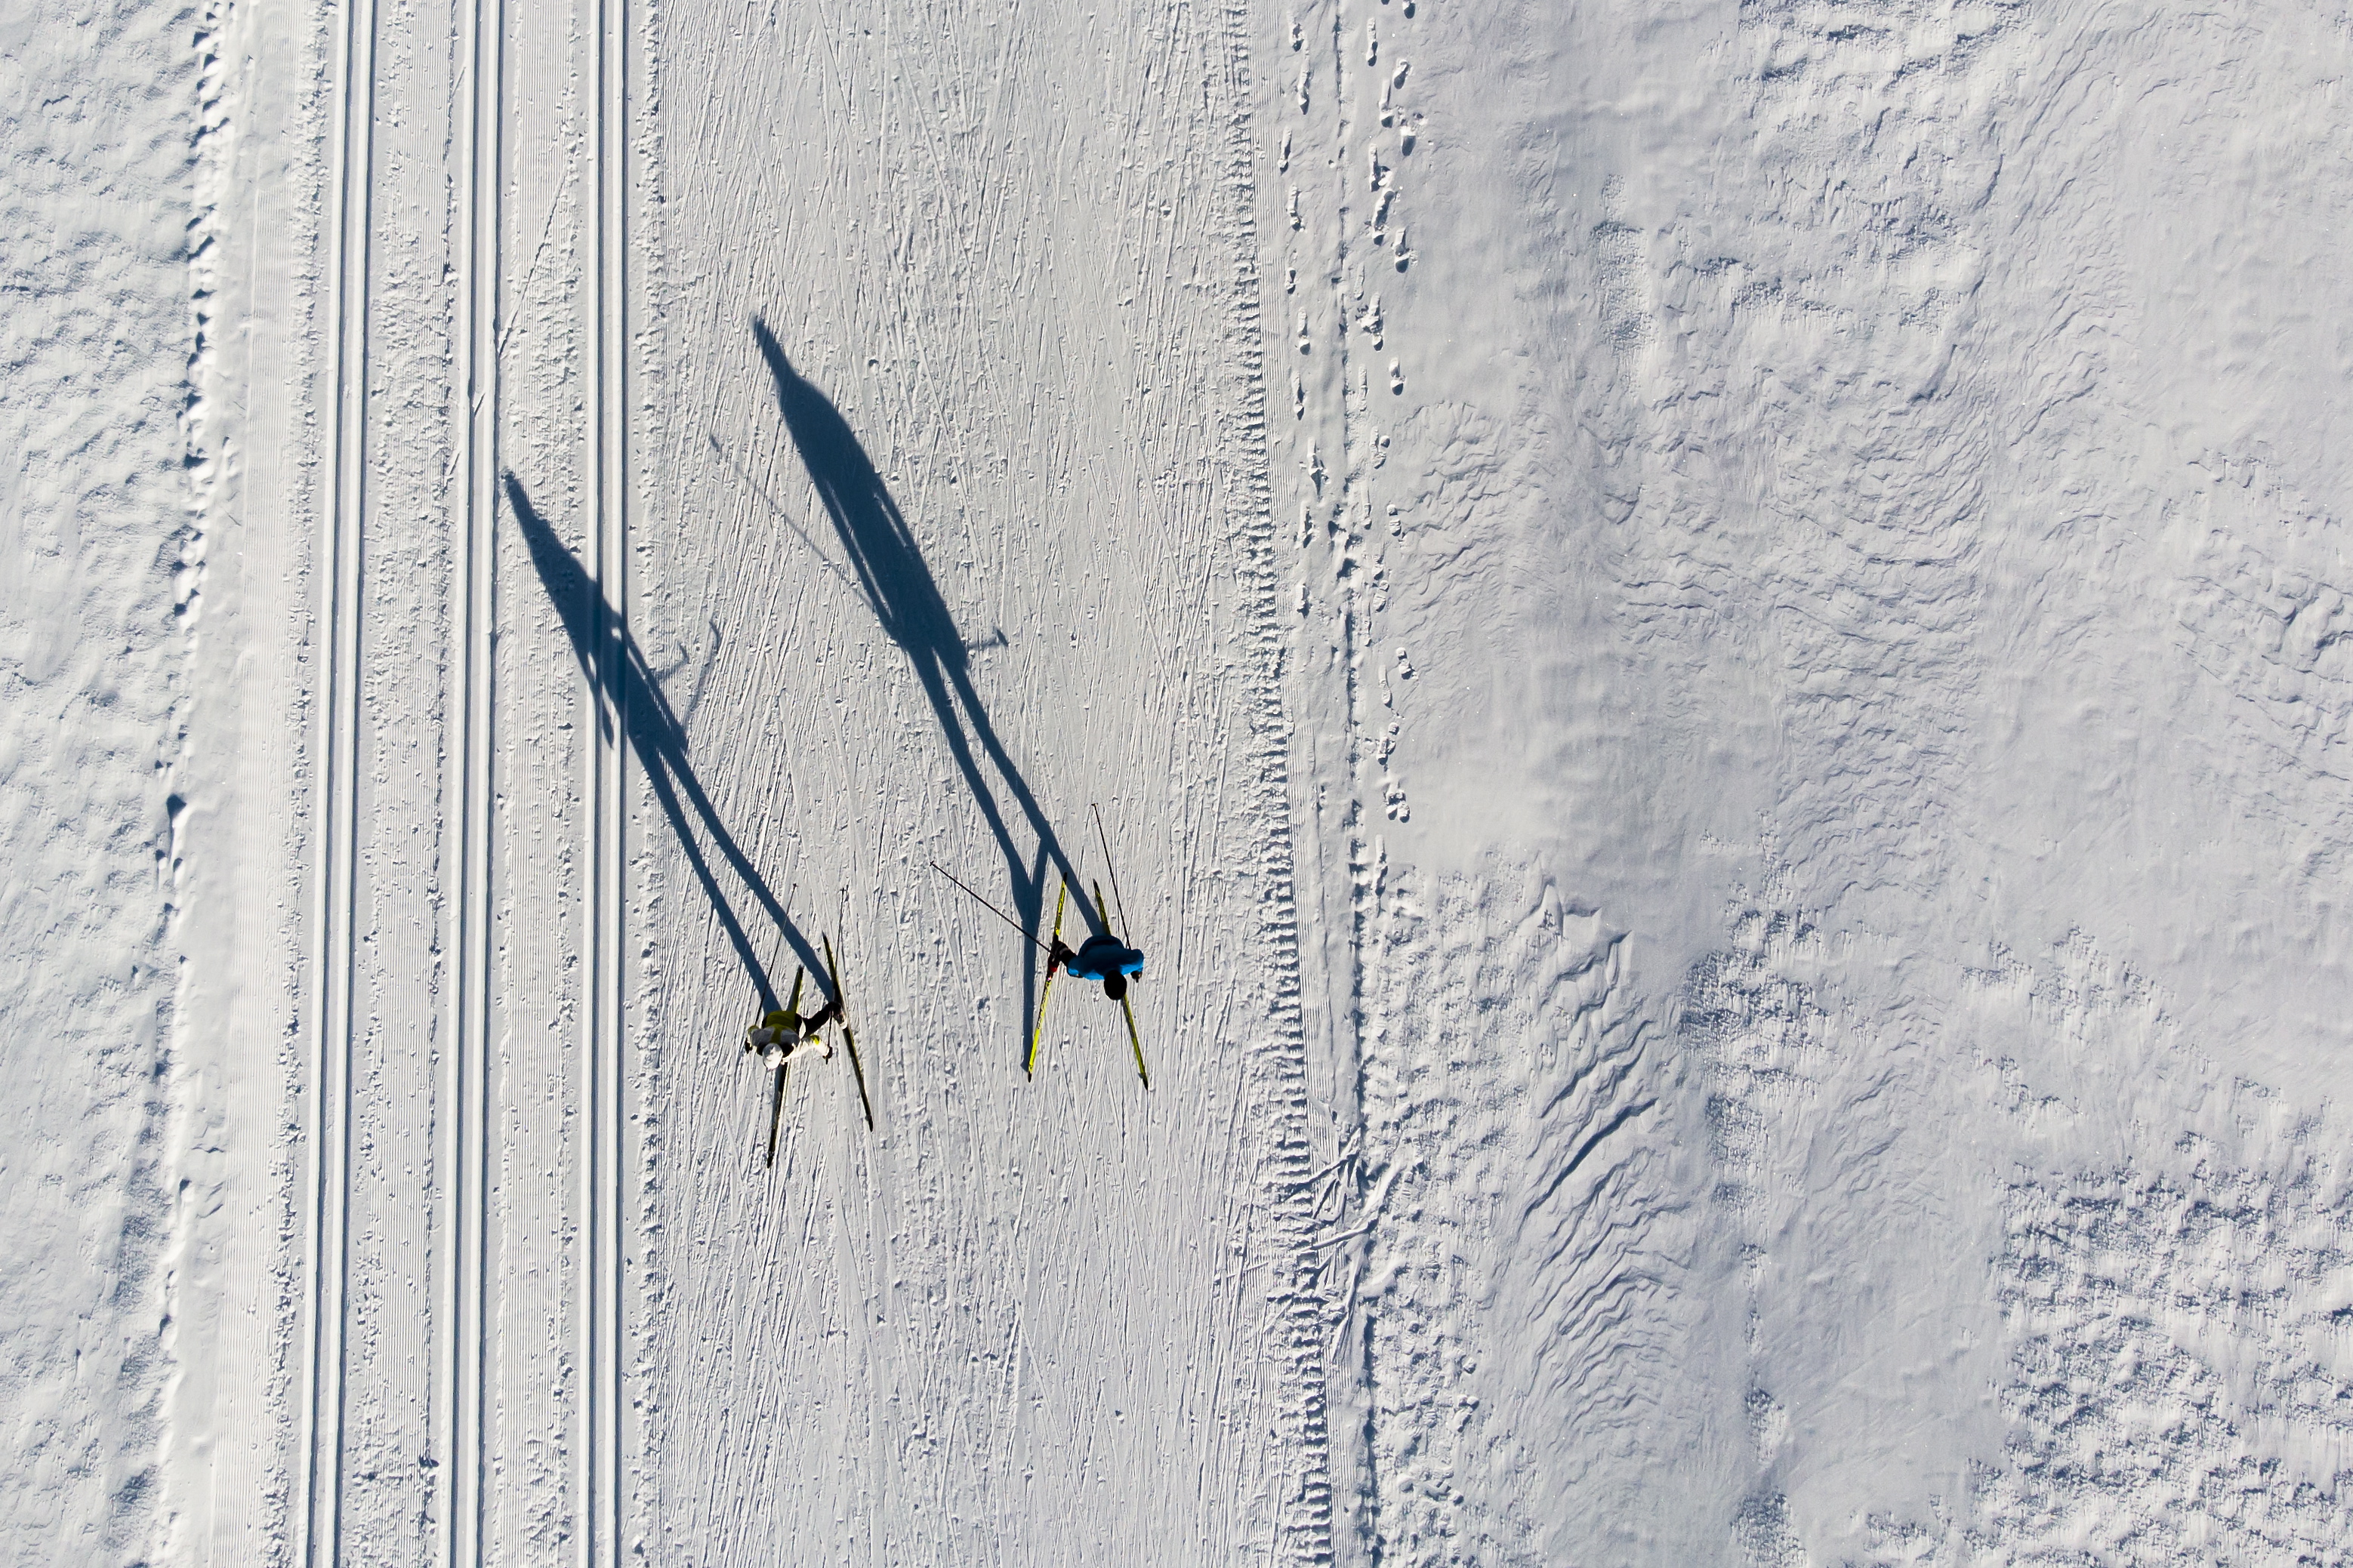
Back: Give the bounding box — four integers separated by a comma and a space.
1093, 803, 1133, 947
929, 861, 1053, 955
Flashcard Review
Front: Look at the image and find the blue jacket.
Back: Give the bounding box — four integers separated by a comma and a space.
1063, 935, 1144, 982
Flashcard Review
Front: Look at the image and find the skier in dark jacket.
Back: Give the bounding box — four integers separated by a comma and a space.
1048, 931, 1146, 1001
745, 994, 841, 1062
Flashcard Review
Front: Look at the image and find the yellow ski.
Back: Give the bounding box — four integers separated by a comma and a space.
1094, 880, 1149, 1088
1026, 879, 1067, 1077
763, 966, 804, 1168
825, 934, 874, 1132
1119, 991, 1149, 1089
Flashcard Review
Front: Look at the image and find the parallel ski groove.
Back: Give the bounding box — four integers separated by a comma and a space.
581, 0, 628, 1561
440, 0, 501, 1561
297, 0, 376, 1560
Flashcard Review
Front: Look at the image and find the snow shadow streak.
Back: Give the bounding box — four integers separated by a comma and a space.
506, 471, 819, 1016
753, 319, 1088, 1046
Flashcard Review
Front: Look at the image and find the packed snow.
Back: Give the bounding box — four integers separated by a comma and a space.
6, 0, 2353, 1563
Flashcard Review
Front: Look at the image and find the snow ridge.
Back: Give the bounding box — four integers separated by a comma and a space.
153, 2, 236, 1561
1209, 2, 1337, 1558
0, 0, 211, 1556
1341, 869, 1684, 1566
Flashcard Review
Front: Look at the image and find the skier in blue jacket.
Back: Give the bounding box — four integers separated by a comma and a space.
1047, 930, 1146, 1001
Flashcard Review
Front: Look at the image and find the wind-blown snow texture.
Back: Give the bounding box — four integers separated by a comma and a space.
0, 1, 238, 1559
8, 0, 2353, 1564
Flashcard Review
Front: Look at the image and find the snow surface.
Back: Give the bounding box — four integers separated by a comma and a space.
8, 0, 2353, 1563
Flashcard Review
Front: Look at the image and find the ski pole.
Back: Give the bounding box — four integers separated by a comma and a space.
1093, 803, 1134, 947
928, 861, 1055, 956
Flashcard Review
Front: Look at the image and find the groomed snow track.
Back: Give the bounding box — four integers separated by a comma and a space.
293, 0, 372, 1550
295, 0, 639, 1557
285, 0, 1330, 1563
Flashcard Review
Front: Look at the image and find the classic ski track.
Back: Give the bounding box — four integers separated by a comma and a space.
581, 0, 628, 1560
296, 0, 376, 1560
441, 0, 501, 1561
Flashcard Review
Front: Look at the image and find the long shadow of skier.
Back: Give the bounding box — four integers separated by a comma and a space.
751, 319, 1091, 1044
506, 471, 819, 1016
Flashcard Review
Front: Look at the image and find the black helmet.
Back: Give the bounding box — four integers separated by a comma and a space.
1105, 974, 1128, 1002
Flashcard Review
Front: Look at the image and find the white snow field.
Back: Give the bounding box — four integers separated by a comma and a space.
8, 0, 2353, 1562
